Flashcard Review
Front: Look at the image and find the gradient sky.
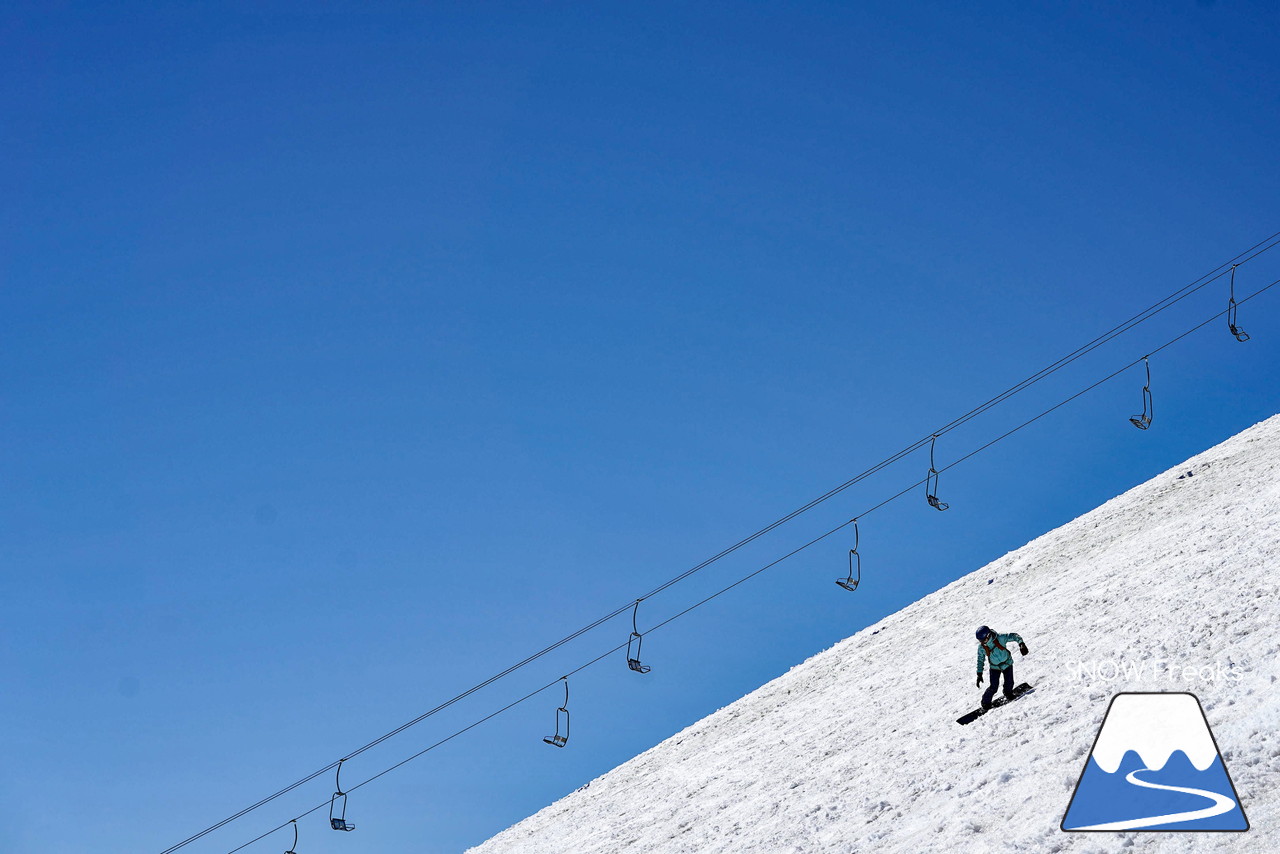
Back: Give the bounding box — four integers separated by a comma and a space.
3, 3, 1279, 853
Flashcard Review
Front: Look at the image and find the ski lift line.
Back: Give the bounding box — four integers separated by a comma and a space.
936, 231, 1279, 434
230, 647, 651, 851
225, 685, 559, 852
224, 273, 1280, 854
938, 277, 1280, 477
207, 268, 1280, 854
931, 231, 1280, 443
220, 263, 1280, 850
227, 647, 640, 854
342, 652, 621, 793
170, 622, 635, 854
159, 765, 339, 854
640, 236, 1187, 598
226, 804, 325, 854
637, 231, 1280, 604
255, 490, 916, 852
644, 273, 1280, 645
222, 290, 1280, 854
161, 603, 639, 854
163, 237, 1280, 854
659, 230, 1280, 582
654, 522, 859, 630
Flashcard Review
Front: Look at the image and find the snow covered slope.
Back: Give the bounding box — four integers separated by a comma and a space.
467, 416, 1280, 854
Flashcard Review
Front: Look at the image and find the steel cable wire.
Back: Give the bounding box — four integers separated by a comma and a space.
217, 273, 1278, 854
160, 235, 1280, 854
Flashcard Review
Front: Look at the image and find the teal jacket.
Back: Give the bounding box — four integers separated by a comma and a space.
977, 632, 1024, 674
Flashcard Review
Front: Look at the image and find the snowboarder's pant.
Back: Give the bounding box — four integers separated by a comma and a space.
983, 665, 1014, 707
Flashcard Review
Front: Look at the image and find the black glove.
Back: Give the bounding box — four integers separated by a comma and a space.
1019, 642, 1029, 656
976, 673, 983, 686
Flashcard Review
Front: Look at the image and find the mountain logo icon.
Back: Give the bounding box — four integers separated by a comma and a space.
1062, 692, 1248, 832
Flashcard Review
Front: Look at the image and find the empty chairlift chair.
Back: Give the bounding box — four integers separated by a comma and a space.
1227, 264, 1250, 342
1130, 357, 1153, 430
543, 677, 570, 748
330, 760, 355, 831
836, 519, 861, 592
626, 600, 651, 674
925, 434, 949, 511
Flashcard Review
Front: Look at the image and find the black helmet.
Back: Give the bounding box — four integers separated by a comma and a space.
975, 625, 992, 641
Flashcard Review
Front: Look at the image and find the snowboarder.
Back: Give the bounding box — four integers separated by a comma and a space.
975, 625, 1029, 710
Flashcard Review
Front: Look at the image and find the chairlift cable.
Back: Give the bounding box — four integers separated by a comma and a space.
939, 280, 1280, 475
643, 277, 1280, 638
161, 238, 1280, 854
223, 276, 1278, 854
633, 231, 1280, 605
926, 231, 1279, 443
228, 651, 637, 854
159, 598, 638, 854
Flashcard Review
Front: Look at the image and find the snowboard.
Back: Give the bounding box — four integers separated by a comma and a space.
956, 682, 1035, 725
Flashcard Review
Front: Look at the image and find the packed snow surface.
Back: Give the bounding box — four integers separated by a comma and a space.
467, 416, 1280, 854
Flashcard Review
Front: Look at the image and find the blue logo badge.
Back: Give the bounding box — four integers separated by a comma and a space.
1062, 692, 1248, 832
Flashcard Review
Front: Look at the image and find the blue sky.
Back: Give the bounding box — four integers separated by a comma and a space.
3, 2, 1279, 853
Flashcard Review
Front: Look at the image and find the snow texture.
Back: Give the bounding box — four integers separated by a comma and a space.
467, 415, 1280, 854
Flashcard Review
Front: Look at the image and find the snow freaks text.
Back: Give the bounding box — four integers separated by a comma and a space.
1064, 659, 1246, 684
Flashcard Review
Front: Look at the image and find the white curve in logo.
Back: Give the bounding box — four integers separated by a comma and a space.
1068, 767, 1237, 830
